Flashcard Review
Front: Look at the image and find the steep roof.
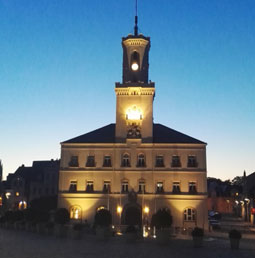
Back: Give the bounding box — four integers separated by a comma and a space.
63, 123, 205, 144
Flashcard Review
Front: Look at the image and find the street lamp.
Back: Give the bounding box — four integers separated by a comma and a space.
117, 205, 122, 234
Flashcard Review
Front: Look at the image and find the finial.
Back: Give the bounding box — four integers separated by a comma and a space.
134, 0, 138, 36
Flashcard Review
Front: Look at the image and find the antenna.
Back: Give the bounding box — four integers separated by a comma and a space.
134, 0, 138, 36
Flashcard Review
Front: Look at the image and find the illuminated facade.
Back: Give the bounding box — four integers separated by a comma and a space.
58, 19, 208, 230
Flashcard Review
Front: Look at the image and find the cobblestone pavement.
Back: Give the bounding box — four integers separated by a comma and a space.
0, 228, 255, 258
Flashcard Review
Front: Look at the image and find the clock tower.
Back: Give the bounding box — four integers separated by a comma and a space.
115, 15, 155, 143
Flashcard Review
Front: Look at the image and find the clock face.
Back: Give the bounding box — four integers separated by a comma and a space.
126, 106, 142, 120
131, 62, 139, 71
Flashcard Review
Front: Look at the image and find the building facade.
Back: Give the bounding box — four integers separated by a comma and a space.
58, 20, 208, 230
2, 160, 59, 211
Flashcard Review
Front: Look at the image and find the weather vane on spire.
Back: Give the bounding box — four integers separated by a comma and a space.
134, 0, 138, 35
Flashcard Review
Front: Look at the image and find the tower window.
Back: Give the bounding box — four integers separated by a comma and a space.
155, 155, 164, 167
122, 153, 131, 167
189, 182, 197, 194
86, 156, 95, 167
137, 154, 146, 167
103, 181, 111, 193
156, 182, 164, 193
86, 181, 94, 193
172, 182, 181, 194
131, 51, 140, 71
171, 155, 181, 167
103, 156, 112, 167
138, 180, 146, 193
187, 155, 198, 167
69, 181, 77, 192
121, 181, 129, 193
69, 156, 79, 167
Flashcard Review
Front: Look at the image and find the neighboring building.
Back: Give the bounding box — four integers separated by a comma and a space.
58, 17, 208, 230
242, 171, 255, 224
2, 160, 59, 210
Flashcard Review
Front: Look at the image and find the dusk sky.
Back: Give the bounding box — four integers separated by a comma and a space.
1, 0, 254, 180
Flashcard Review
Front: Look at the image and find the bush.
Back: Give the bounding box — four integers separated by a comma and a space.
4, 211, 15, 222
73, 223, 83, 231
54, 208, 70, 225
36, 210, 49, 223
191, 227, 204, 237
229, 229, 242, 239
45, 221, 54, 229
151, 208, 172, 229
125, 225, 137, 233
94, 209, 112, 227
24, 209, 36, 222
13, 210, 24, 222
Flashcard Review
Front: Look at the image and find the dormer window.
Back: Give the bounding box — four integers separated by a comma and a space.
103, 181, 111, 193
137, 154, 146, 167
172, 182, 181, 194
69, 181, 77, 192
69, 156, 79, 167
122, 153, 131, 167
187, 156, 198, 168
103, 156, 112, 167
138, 180, 146, 193
86, 156, 95, 167
86, 181, 94, 193
156, 182, 164, 193
121, 180, 129, 193
155, 155, 164, 167
189, 182, 197, 194
171, 155, 181, 167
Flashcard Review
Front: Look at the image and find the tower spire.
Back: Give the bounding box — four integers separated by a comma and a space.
134, 0, 138, 36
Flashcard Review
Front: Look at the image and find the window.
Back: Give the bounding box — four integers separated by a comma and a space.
171, 155, 181, 167
155, 155, 164, 167
86, 156, 95, 167
156, 182, 164, 193
70, 206, 81, 220
69, 181, 77, 192
121, 181, 129, 193
172, 182, 181, 194
122, 153, 130, 167
184, 208, 196, 221
86, 181, 94, 192
137, 154, 146, 167
187, 155, 198, 167
69, 156, 79, 167
103, 181, 111, 193
189, 182, 197, 194
138, 181, 146, 193
103, 156, 112, 167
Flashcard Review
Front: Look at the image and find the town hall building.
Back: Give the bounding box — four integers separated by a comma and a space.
58, 16, 208, 231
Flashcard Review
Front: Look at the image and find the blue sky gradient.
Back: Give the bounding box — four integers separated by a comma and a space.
0, 0, 254, 180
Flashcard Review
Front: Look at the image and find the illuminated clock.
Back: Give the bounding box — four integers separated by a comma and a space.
131, 62, 139, 71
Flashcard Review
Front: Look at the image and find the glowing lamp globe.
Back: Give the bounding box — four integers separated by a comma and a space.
131, 63, 139, 71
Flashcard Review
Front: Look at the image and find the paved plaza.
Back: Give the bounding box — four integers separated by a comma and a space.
0, 228, 254, 258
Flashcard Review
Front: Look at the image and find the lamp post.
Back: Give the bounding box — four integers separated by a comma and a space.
143, 206, 149, 237
117, 205, 122, 233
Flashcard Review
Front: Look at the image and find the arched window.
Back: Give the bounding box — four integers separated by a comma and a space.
184, 208, 196, 222
137, 153, 146, 167
70, 206, 82, 220
122, 153, 131, 167
131, 51, 140, 71
97, 206, 107, 212
18, 201, 27, 210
